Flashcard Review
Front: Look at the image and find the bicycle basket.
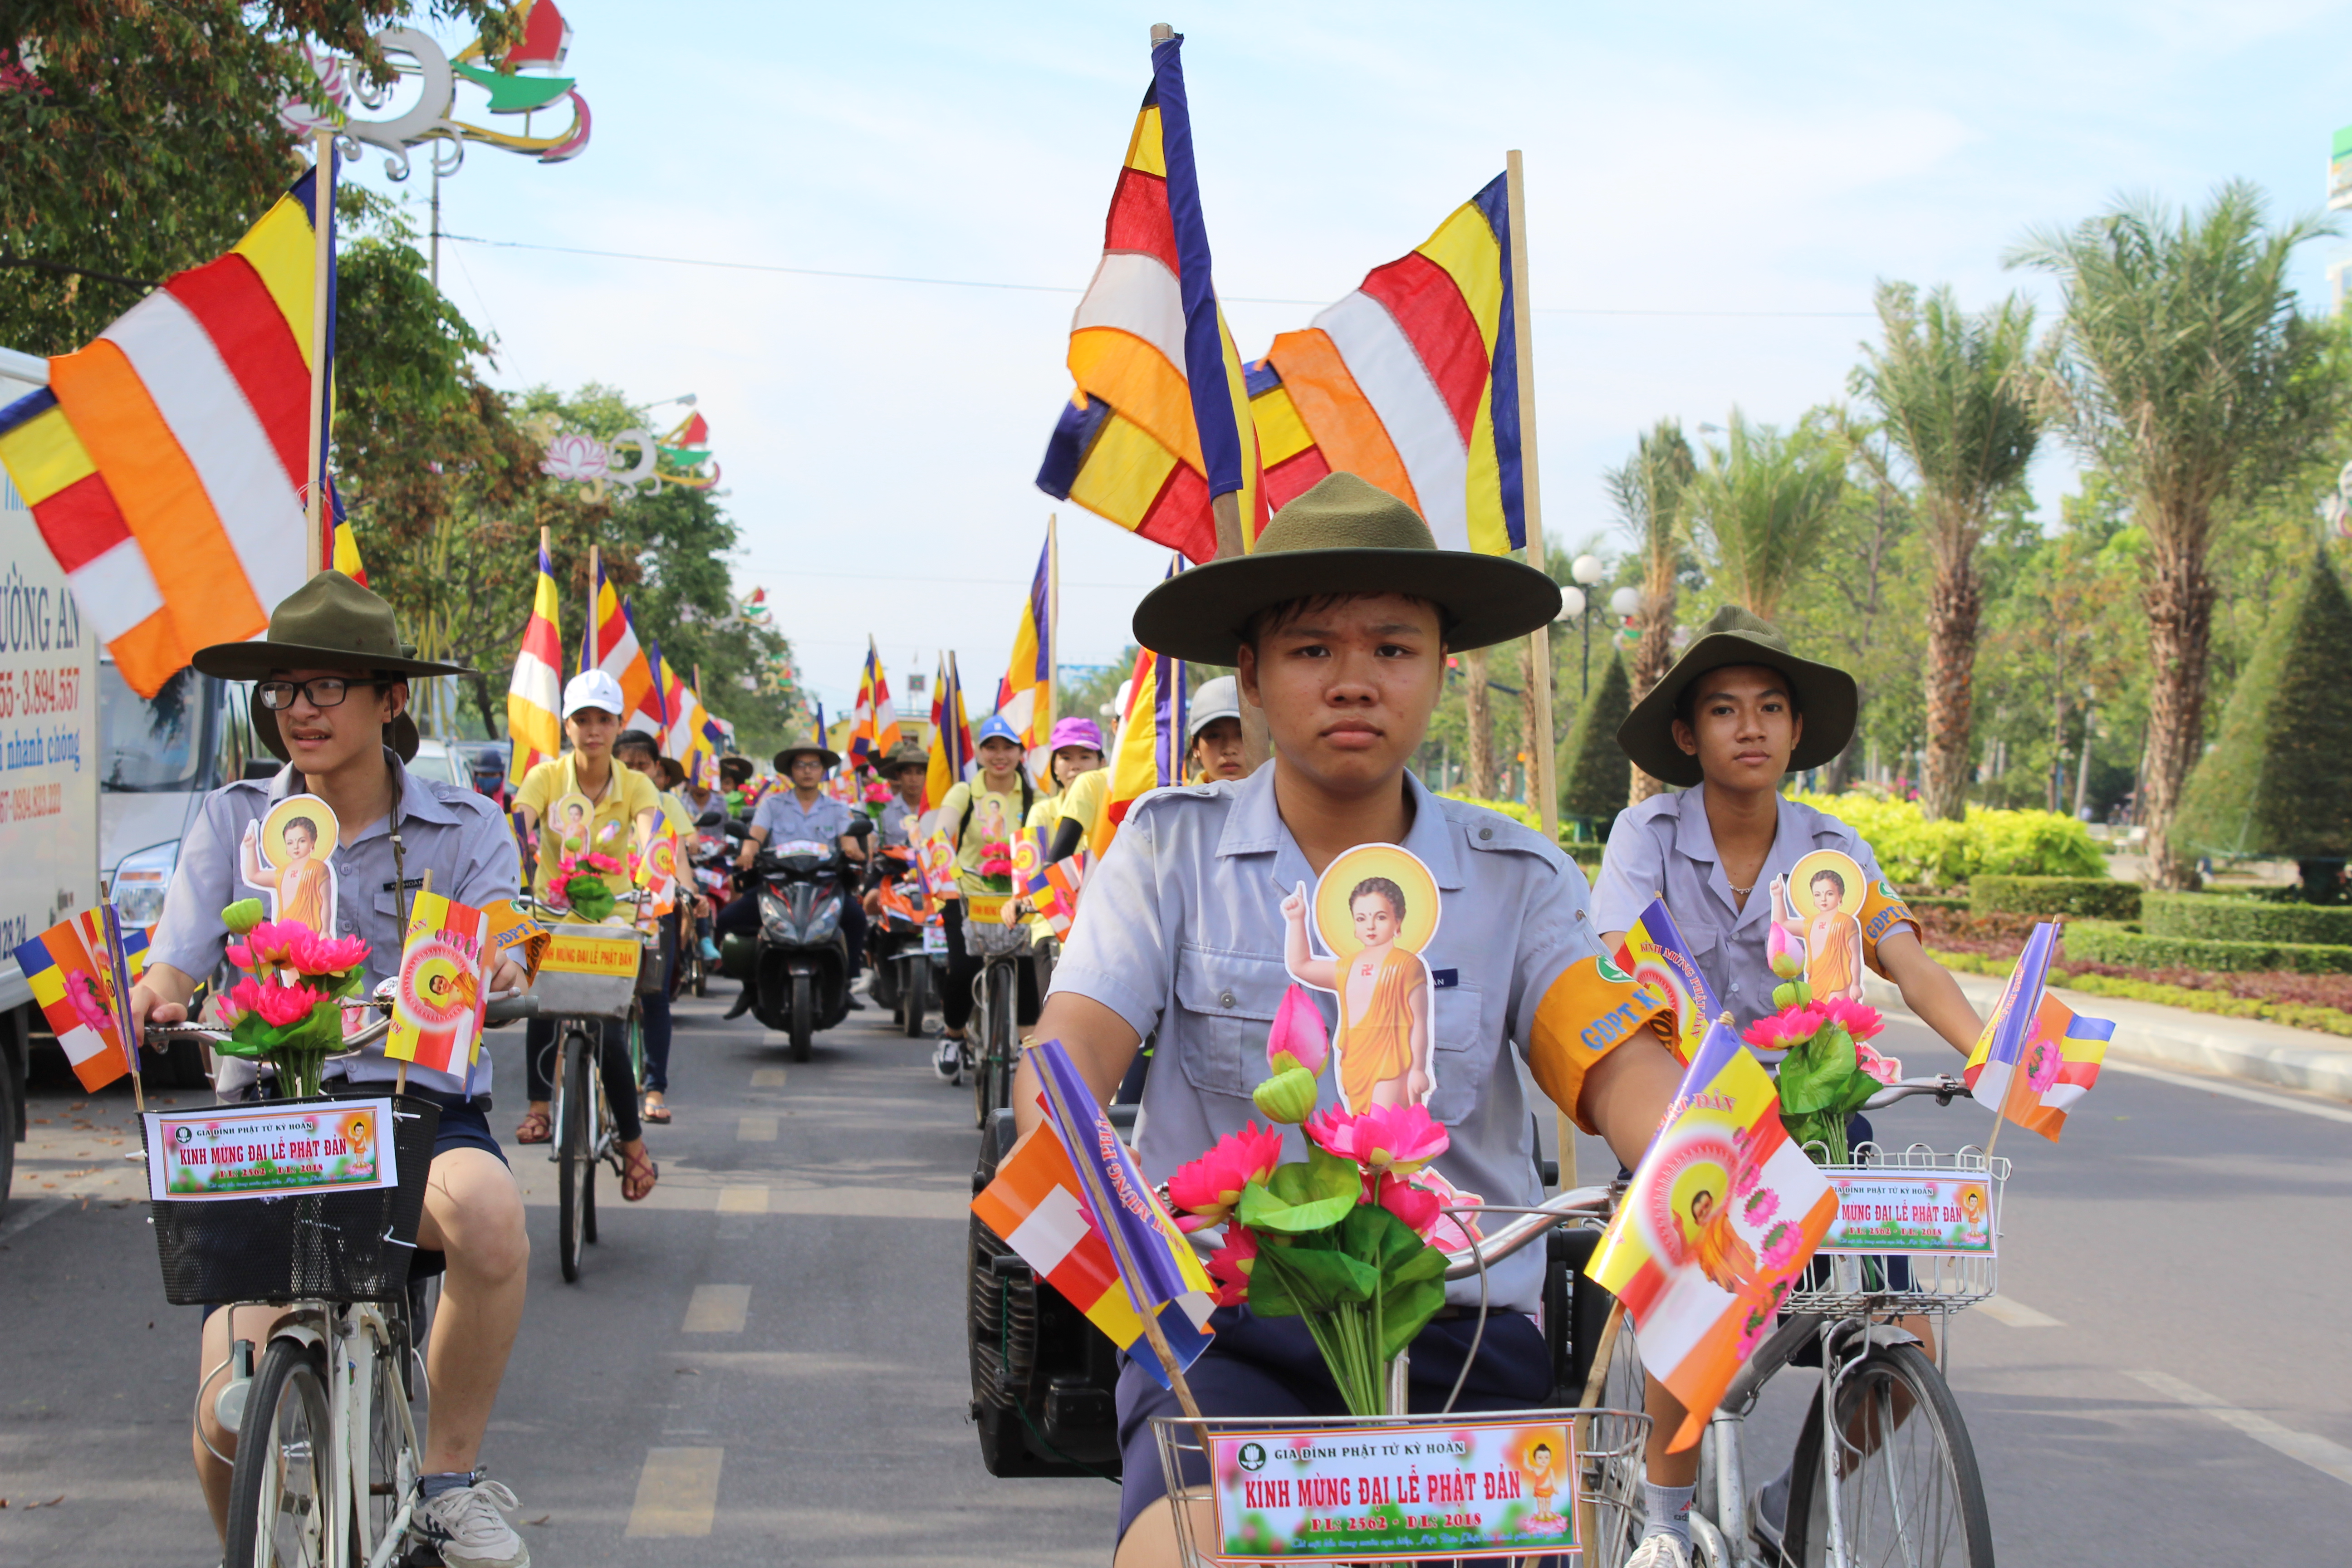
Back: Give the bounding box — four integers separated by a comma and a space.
534, 925, 649, 1019
148, 1094, 441, 1306
1153, 1407, 1651, 1568
1782, 1144, 2010, 1318
961, 916, 1031, 960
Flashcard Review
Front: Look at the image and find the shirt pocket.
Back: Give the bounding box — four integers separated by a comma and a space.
1171, 944, 1289, 1100
1424, 981, 1487, 1126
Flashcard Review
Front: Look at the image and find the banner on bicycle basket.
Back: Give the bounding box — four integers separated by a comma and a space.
542, 927, 640, 979
1818, 1171, 1995, 1256
385, 892, 491, 1077
145, 1098, 397, 1200
1205, 1417, 1577, 1562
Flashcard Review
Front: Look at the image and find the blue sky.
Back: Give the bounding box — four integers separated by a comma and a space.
349, 0, 2352, 717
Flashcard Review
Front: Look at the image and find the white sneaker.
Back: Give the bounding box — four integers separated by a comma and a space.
412, 1477, 530, 1568
933, 1037, 961, 1080
1627, 1534, 1691, 1568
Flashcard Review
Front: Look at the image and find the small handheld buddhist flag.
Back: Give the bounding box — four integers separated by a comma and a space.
385, 892, 490, 1080
1963, 924, 2112, 1143
14, 910, 149, 1092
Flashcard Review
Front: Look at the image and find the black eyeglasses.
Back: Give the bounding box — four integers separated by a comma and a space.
255, 677, 386, 711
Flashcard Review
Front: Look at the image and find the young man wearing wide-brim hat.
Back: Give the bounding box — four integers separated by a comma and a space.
128, 571, 539, 1568
1592, 604, 1985, 1564
1016, 473, 1692, 1568
715, 735, 869, 1018
874, 739, 931, 849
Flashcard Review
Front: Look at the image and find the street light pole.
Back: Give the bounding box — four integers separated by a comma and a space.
1569, 554, 1606, 697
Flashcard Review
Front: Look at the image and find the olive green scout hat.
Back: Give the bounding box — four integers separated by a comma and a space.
190, 571, 473, 764
1130, 472, 1563, 665
1615, 604, 1858, 787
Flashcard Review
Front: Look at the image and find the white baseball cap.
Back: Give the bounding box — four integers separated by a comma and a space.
1188, 674, 1240, 742
563, 669, 626, 719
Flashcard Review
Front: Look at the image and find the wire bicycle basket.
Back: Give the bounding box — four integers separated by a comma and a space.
1783, 1143, 2010, 1318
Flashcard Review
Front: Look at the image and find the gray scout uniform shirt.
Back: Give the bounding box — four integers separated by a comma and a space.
1048, 765, 1671, 1313
879, 796, 918, 849
751, 790, 857, 848
149, 748, 523, 1098
1590, 789, 1917, 1043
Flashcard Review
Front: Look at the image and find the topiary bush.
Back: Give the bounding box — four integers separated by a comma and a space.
1784, 794, 2106, 887
1558, 652, 1632, 828
1970, 876, 2141, 920
2139, 893, 2352, 947
2063, 920, 2352, 975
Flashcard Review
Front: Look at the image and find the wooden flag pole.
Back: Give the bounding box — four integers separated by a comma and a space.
304, 127, 336, 580
1505, 150, 1560, 847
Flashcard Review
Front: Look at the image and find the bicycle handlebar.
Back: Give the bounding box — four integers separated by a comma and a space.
143, 990, 543, 1054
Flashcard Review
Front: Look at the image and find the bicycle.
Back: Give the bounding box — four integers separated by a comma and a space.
146, 994, 537, 1568
524, 897, 659, 1284
960, 892, 1031, 1128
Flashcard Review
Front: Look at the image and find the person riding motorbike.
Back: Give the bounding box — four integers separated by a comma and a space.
717, 741, 868, 1019
471, 747, 515, 809
510, 671, 662, 1204
1185, 673, 1248, 783
719, 754, 757, 818
930, 714, 1038, 1076
874, 740, 930, 851
127, 573, 539, 1568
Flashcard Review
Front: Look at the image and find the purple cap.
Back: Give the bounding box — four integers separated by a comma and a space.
1049, 715, 1106, 753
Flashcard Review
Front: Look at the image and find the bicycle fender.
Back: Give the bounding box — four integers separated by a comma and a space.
269, 1321, 325, 1355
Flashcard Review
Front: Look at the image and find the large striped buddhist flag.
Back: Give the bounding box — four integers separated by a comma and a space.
585, 560, 656, 718
1034, 30, 1262, 564
0, 157, 339, 697
994, 530, 1054, 755
506, 542, 564, 786
924, 654, 975, 813
1248, 176, 1527, 554
849, 637, 903, 770
633, 630, 672, 734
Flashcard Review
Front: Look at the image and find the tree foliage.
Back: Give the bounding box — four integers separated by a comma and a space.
1557, 651, 1632, 831
1687, 410, 1847, 622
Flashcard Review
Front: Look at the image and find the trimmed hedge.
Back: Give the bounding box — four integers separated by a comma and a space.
1925, 948, 2352, 1038
2063, 919, 2352, 975
1784, 793, 2106, 886
2141, 892, 2352, 947
1905, 894, 1970, 913
1970, 876, 2141, 920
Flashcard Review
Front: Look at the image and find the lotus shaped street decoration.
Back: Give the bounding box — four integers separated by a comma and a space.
539, 431, 607, 484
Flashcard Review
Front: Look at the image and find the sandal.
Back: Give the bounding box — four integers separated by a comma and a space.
514, 1107, 552, 1145
621, 1143, 659, 1201
643, 1096, 672, 1124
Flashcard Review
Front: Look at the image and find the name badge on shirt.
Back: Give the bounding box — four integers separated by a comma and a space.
1431, 968, 1460, 989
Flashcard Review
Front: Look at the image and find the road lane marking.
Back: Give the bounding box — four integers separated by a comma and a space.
2126, 1371, 2352, 1488
683, 1284, 751, 1333
715, 1186, 769, 1214
625, 1447, 724, 1536
2102, 1059, 2352, 1124
751, 1068, 786, 1088
1976, 1294, 2063, 1328
738, 1115, 779, 1141
0, 1197, 69, 1247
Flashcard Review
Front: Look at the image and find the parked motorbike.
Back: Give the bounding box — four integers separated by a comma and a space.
865, 844, 947, 1039
719, 819, 868, 1060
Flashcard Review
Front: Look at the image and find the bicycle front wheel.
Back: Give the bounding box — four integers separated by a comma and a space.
357, 1313, 422, 1565
970, 970, 996, 1129
558, 1029, 592, 1283
223, 1337, 332, 1568
1782, 1341, 1994, 1568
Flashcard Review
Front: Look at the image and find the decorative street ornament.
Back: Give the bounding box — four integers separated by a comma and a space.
653, 411, 721, 491
538, 426, 658, 500
278, 0, 592, 180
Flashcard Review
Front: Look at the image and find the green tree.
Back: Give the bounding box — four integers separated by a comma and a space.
1604, 419, 1696, 803
1851, 283, 2043, 821
1, 1, 510, 353
2174, 550, 2352, 897
1558, 652, 1632, 832
2009, 182, 2338, 887
1687, 410, 1847, 622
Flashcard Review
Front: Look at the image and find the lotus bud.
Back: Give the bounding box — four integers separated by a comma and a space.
1252, 1066, 1319, 1125
1772, 980, 1799, 1011
1266, 984, 1330, 1076
221, 898, 267, 935
1767, 919, 1806, 980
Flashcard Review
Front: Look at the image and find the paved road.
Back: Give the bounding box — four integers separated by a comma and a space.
1, 998, 2346, 1564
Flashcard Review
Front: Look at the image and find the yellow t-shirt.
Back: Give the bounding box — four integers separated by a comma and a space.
1056, 766, 1111, 853
937, 777, 1029, 894
516, 753, 663, 904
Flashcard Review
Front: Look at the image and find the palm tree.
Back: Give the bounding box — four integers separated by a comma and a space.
2009, 182, 2335, 887
1604, 420, 1696, 804
1687, 410, 1846, 623
1851, 283, 2043, 822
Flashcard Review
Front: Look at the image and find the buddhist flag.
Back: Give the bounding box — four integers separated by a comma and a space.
14, 909, 150, 1092
0, 154, 340, 697
385, 892, 490, 1082
1963, 924, 2113, 1143
1094, 560, 1189, 858
1616, 897, 1721, 1065
628, 618, 672, 734
1588, 1015, 1839, 1450
850, 637, 903, 769
995, 530, 1054, 759
506, 541, 564, 786
1037, 852, 1087, 941
585, 561, 656, 720
1247, 176, 1527, 554
925, 654, 975, 812
1034, 30, 1263, 564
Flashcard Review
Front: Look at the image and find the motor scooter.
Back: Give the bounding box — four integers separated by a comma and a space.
719, 819, 868, 1060
865, 844, 947, 1039
679, 814, 740, 999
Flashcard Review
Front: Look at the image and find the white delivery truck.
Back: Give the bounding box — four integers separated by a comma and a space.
0, 347, 103, 1212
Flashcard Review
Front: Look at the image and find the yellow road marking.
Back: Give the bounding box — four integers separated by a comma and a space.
715, 1186, 769, 1214
683, 1284, 751, 1333
750, 1068, 786, 1088
625, 1447, 723, 1537
738, 1115, 779, 1142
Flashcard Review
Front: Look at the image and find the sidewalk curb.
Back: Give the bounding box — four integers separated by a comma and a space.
1862, 970, 2352, 1104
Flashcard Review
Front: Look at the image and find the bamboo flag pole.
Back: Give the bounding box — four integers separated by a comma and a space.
303, 127, 336, 580
1505, 150, 1559, 846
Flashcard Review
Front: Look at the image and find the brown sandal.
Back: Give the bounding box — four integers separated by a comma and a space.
514, 1107, 552, 1145
621, 1143, 659, 1201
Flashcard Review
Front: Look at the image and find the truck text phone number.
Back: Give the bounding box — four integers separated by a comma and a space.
0, 781, 64, 823
0, 665, 82, 719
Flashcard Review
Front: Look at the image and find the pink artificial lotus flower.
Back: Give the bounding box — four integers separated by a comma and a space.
1813, 995, 1884, 1044
1407, 1168, 1485, 1251
1365, 1170, 1442, 1238
1167, 1122, 1285, 1232
1855, 1041, 1902, 1086
1741, 1005, 1825, 1054
1266, 984, 1330, 1075
1206, 1225, 1258, 1308
1304, 1102, 1449, 1176
227, 976, 327, 1029
241, 920, 307, 967
1767, 918, 1806, 980
288, 928, 369, 978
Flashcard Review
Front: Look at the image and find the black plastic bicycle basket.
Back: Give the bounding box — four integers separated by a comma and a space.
147, 1093, 441, 1305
